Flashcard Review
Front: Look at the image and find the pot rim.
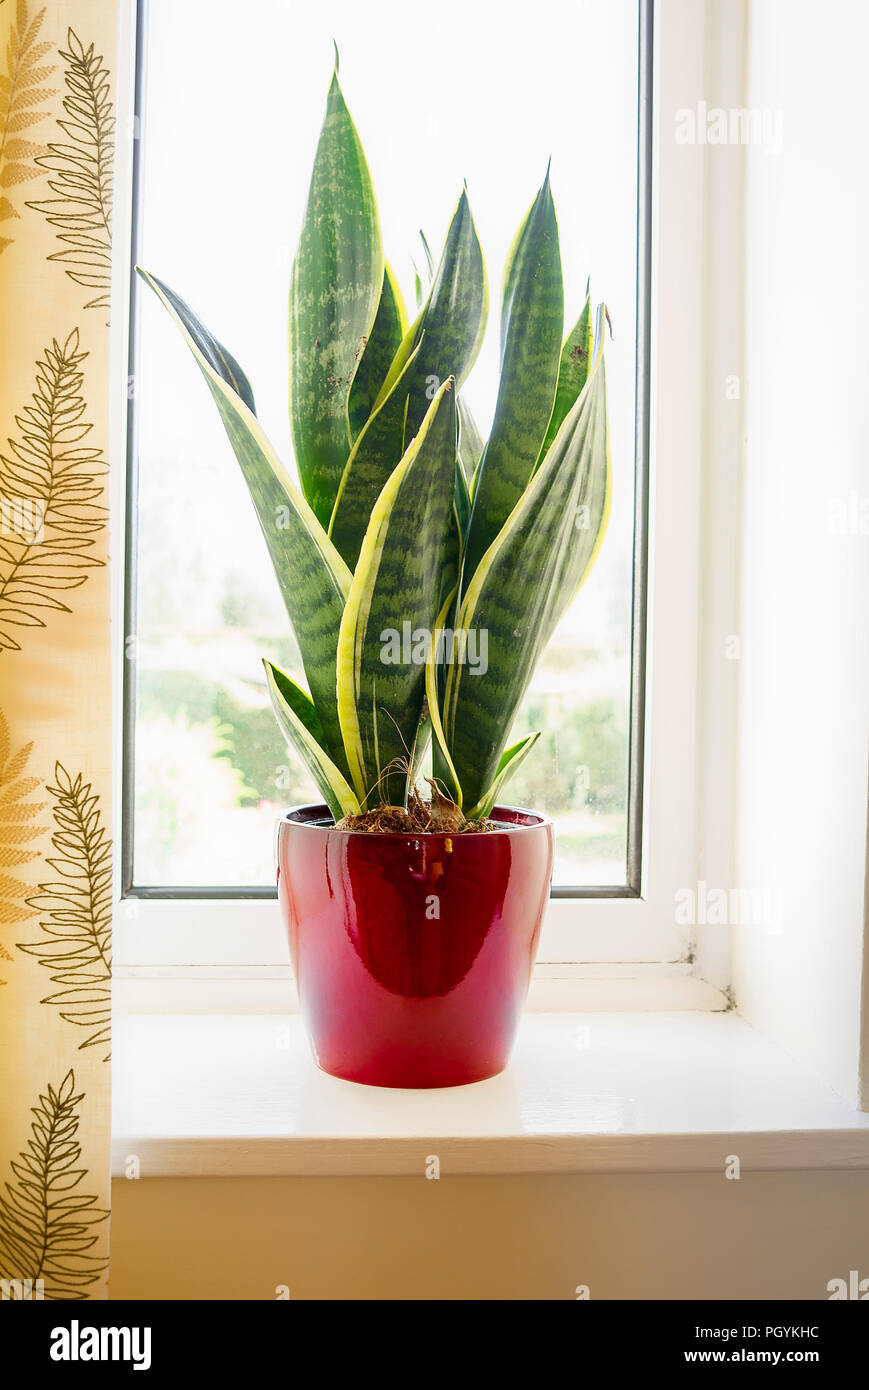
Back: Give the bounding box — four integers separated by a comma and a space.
276, 801, 553, 837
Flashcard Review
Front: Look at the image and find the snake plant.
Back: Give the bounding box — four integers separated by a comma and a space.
137, 58, 611, 824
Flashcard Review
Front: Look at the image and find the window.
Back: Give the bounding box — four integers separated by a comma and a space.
112, 0, 869, 1123
123, 0, 650, 901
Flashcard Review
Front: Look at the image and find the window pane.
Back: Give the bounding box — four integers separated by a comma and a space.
131, 0, 641, 888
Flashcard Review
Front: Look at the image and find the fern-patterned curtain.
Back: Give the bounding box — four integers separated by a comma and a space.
0, 0, 121, 1299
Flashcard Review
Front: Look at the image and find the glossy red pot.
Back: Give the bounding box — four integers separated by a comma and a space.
275, 804, 554, 1088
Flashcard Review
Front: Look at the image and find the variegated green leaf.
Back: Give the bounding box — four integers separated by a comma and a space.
454, 457, 471, 551
137, 275, 257, 414
264, 661, 360, 820
535, 284, 593, 468
329, 193, 487, 570
419, 228, 435, 276
463, 170, 563, 581
329, 342, 421, 570
400, 191, 488, 439
431, 474, 468, 764
288, 66, 383, 527
439, 309, 611, 810
413, 265, 425, 310
371, 196, 487, 427
137, 268, 352, 776
458, 396, 484, 487
437, 468, 465, 625
426, 586, 463, 808
411, 230, 435, 310
348, 262, 407, 440
465, 732, 541, 819
337, 378, 458, 806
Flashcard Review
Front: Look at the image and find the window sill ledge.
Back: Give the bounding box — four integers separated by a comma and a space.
112, 1007, 869, 1179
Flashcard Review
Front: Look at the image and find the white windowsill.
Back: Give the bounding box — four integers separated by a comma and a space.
112, 1003, 869, 1179
112, 970, 724, 1015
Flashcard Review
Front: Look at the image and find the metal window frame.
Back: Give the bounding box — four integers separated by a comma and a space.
121, 0, 654, 902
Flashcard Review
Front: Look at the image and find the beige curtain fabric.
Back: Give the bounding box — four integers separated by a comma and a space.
0, 0, 120, 1299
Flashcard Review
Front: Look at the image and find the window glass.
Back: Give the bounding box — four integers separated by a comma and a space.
131, 0, 642, 888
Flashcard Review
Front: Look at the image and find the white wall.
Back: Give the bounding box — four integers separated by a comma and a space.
733, 0, 869, 1103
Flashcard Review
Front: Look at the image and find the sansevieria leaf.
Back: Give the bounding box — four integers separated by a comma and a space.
288, 64, 383, 527
535, 284, 593, 467
440, 308, 611, 810
348, 262, 407, 440
438, 465, 466, 627
453, 459, 472, 554
463, 169, 563, 581
465, 732, 541, 820
329, 191, 487, 570
419, 229, 435, 276
398, 189, 488, 439
425, 584, 463, 806
137, 274, 256, 411
458, 396, 485, 488
328, 341, 421, 571
413, 266, 425, 310
263, 662, 360, 819
411, 228, 435, 308
337, 377, 458, 806
137, 268, 352, 775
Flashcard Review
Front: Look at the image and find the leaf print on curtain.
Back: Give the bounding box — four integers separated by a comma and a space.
18, 764, 112, 1059
0, 1, 56, 255
0, 330, 107, 653
0, 705, 46, 982
26, 27, 114, 313
0, 1070, 108, 1298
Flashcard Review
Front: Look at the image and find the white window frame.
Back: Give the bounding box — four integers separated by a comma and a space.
111, 0, 725, 982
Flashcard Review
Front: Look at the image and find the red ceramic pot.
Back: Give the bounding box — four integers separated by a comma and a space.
275, 803, 554, 1088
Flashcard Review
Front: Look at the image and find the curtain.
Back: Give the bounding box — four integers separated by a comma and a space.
0, 0, 122, 1299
